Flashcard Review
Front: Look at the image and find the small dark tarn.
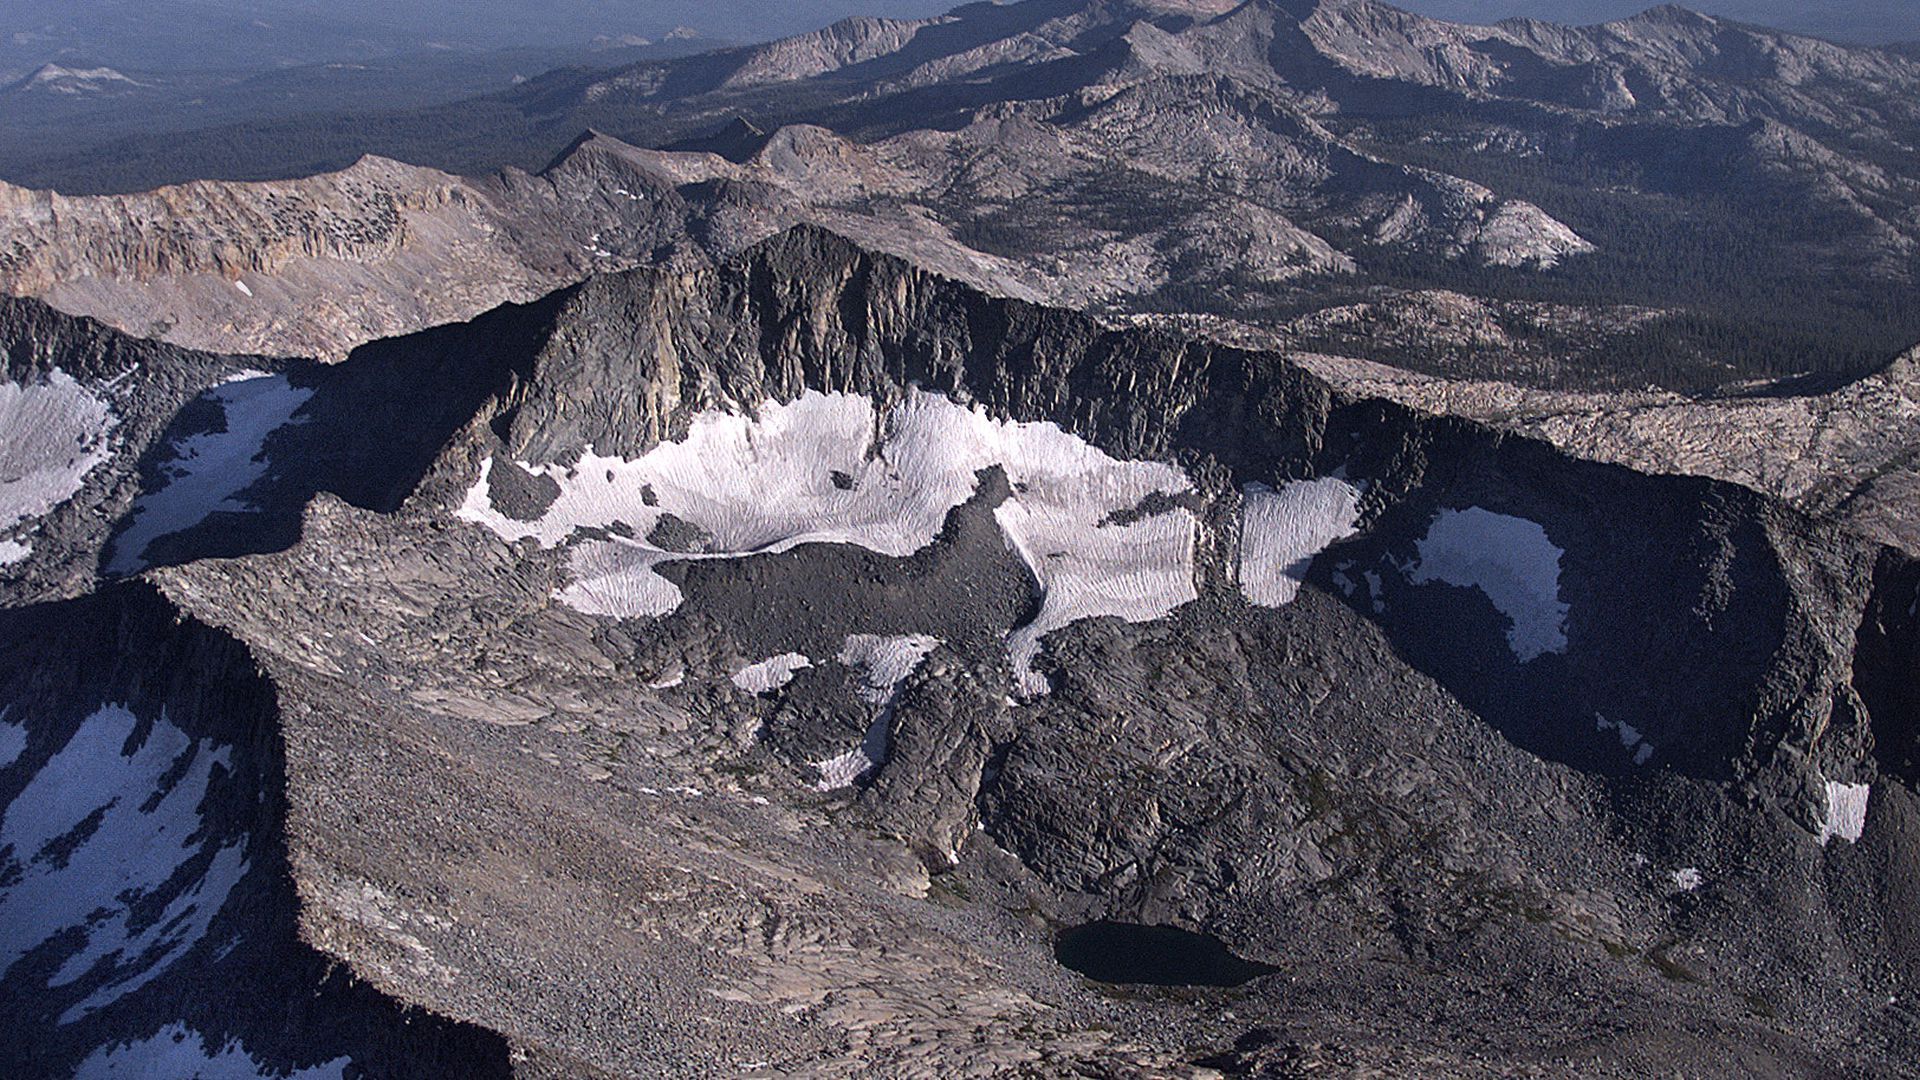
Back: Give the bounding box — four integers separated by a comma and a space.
1053, 922, 1279, 987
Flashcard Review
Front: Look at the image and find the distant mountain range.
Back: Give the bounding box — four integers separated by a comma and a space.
6, 4, 1920, 1078
0, 1, 954, 74
0, 38, 719, 172
6, 0, 1917, 394
1394, 0, 1920, 44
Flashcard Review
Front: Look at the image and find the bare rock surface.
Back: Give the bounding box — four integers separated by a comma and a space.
4, 0, 1918, 395
3, 228, 1916, 1075
4, 4, 1920, 1075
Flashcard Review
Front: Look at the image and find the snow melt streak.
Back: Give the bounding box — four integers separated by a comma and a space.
107, 372, 312, 574
460, 391, 1197, 695
1238, 478, 1361, 607
0, 705, 248, 1024
1408, 507, 1568, 662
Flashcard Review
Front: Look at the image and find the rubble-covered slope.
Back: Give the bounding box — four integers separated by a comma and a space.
0, 150, 704, 362
4, 227, 1916, 1075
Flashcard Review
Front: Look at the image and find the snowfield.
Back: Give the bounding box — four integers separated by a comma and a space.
0, 711, 23, 767
1408, 507, 1568, 662
107, 372, 312, 574
732, 653, 813, 694
840, 633, 941, 704
1819, 781, 1870, 846
0, 704, 248, 1025
1596, 713, 1656, 766
1238, 478, 1362, 607
74, 1023, 347, 1079
0, 368, 114, 558
461, 390, 1197, 695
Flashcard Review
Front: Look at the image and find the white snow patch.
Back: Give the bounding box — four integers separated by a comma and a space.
972, 420, 1195, 697
0, 368, 113, 536
459, 390, 1196, 696
839, 634, 941, 703
106, 373, 312, 574
812, 724, 890, 791
646, 672, 685, 690
74, 1023, 348, 1079
0, 704, 248, 1024
1238, 478, 1361, 607
732, 653, 812, 694
812, 634, 942, 790
1408, 507, 1568, 662
555, 535, 686, 619
1819, 781, 1870, 846
1670, 867, 1703, 892
0, 538, 27, 565
232, 279, 253, 298
1596, 713, 1658, 766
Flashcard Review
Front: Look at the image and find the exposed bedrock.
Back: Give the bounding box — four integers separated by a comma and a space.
0, 289, 549, 597
426, 228, 1918, 1069
3, 225, 1916, 1073
0, 583, 510, 1078
484, 228, 1879, 795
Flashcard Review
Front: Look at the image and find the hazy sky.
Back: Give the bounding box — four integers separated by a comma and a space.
0, 1, 960, 72
0, 0, 1911, 76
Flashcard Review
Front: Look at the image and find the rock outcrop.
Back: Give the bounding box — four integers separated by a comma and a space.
5, 227, 1916, 1075
8, 0, 1916, 394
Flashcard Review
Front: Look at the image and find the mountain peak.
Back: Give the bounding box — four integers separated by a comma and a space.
1617, 3, 1718, 31
8, 62, 144, 95
659, 116, 772, 163
539, 129, 615, 174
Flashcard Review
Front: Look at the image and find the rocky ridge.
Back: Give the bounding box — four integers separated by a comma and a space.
2, 228, 1917, 1075
0, 149, 704, 362
6, 0, 1917, 390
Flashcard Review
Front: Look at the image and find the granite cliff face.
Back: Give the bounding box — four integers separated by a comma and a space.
3, 229, 1916, 1076
0, 150, 701, 362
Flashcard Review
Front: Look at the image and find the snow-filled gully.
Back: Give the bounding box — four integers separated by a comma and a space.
0, 704, 248, 1026
107, 371, 312, 575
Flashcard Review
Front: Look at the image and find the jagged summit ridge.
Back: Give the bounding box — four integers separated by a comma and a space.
2, 0, 1916, 394
1, 1, 1918, 1075
4, 226, 1918, 1074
